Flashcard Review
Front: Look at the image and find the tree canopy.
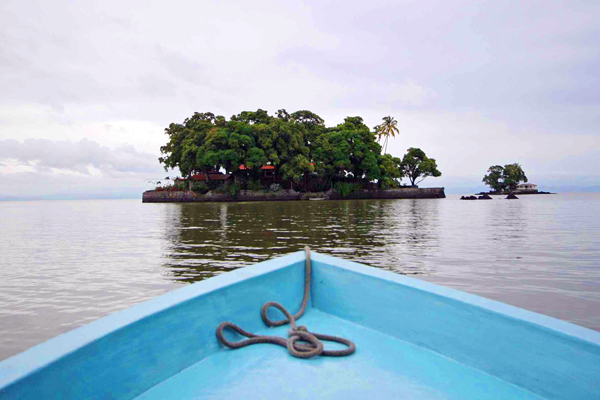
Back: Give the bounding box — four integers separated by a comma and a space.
482, 165, 505, 192
158, 110, 441, 192
482, 163, 527, 192
503, 163, 528, 192
401, 147, 442, 186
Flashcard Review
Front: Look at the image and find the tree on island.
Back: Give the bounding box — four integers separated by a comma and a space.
158, 112, 221, 189
482, 163, 527, 193
375, 116, 399, 154
158, 109, 441, 194
482, 165, 505, 192
312, 116, 386, 191
401, 147, 441, 186
503, 163, 528, 193
378, 154, 403, 189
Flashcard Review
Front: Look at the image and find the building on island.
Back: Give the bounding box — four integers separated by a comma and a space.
239, 164, 276, 180
515, 183, 538, 193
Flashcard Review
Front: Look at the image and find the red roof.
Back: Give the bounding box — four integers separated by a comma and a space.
239, 164, 275, 170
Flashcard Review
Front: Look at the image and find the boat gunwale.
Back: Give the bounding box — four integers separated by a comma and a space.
311, 252, 600, 348
1, 250, 600, 392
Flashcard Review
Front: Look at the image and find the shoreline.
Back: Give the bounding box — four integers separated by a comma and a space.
142, 187, 446, 203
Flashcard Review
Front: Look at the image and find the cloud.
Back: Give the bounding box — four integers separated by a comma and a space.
0, 138, 162, 176
0, 138, 169, 198
2, 0, 599, 124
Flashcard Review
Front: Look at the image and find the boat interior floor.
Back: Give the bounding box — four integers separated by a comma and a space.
135, 308, 546, 400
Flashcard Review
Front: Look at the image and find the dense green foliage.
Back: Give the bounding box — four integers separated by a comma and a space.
401, 147, 442, 186
482, 163, 527, 192
503, 163, 528, 192
159, 109, 441, 192
482, 165, 505, 192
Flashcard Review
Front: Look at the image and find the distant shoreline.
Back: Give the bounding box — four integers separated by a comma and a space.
142, 187, 446, 203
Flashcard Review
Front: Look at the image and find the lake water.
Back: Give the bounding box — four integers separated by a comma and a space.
1, 194, 599, 361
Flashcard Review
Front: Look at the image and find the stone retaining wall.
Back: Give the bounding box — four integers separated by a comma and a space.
329, 187, 446, 200
142, 187, 445, 203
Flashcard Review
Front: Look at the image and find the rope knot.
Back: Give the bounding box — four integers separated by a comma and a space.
291, 325, 308, 333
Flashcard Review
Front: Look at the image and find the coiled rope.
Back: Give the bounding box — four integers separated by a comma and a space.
216, 247, 356, 359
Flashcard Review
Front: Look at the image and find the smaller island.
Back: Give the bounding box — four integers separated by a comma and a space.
461, 163, 554, 200
143, 110, 445, 203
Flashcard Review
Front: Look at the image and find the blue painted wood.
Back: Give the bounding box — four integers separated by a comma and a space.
309, 253, 600, 400
137, 309, 547, 400
1, 251, 599, 399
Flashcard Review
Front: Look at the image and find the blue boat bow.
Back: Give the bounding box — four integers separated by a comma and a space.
1, 251, 599, 399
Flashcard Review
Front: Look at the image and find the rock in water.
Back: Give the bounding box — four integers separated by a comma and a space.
506, 193, 519, 199
478, 194, 492, 200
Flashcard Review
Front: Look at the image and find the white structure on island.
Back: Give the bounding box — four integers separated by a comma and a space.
516, 183, 538, 193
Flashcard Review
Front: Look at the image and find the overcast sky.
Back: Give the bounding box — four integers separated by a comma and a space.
1, 0, 599, 198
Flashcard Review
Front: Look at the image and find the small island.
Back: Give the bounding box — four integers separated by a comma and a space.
461, 163, 554, 200
143, 110, 445, 203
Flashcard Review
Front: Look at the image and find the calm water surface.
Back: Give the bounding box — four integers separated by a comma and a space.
1, 194, 600, 360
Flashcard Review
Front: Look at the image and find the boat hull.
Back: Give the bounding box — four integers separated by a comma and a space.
1, 252, 599, 399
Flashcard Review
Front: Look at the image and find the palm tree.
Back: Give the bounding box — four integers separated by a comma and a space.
375, 116, 399, 154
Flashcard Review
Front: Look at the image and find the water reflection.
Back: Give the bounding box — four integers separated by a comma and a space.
161, 199, 441, 283
490, 200, 525, 237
